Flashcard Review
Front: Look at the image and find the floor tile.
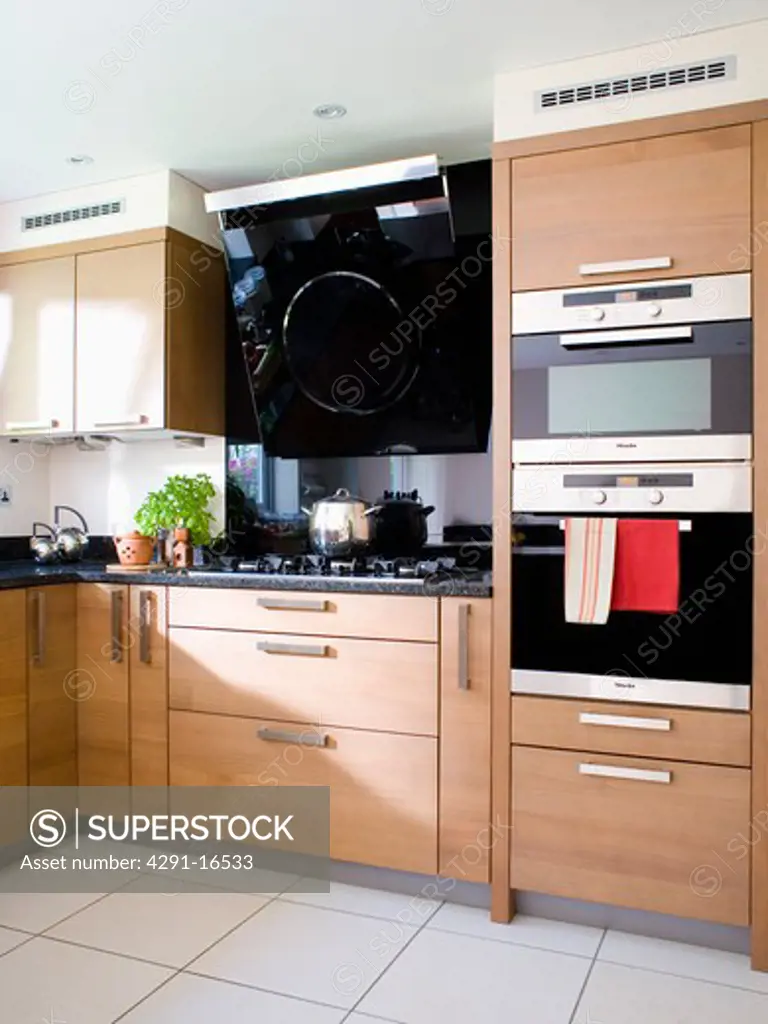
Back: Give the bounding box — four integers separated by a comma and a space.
574, 961, 768, 1024
599, 930, 768, 994
347, 1016, 403, 1023
426, 904, 602, 957
190, 898, 417, 1009
0, 889, 107, 933
0, 925, 30, 955
357, 927, 590, 1023
0, 936, 171, 1024
120, 973, 346, 1022
282, 880, 440, 925
48, 878, 269, 967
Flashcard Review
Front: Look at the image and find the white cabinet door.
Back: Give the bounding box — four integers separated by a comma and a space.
0, 257, 76, 434
75, 242, 166, 432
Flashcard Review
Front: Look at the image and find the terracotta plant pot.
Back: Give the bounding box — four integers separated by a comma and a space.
114, 532, 155, 566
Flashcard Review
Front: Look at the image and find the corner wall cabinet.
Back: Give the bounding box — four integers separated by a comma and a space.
0, 228, 226, 438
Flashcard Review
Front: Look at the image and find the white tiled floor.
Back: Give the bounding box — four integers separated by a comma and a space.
2, 878, 768, 1022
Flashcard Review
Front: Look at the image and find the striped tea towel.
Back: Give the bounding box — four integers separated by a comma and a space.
564, 518, 618, 625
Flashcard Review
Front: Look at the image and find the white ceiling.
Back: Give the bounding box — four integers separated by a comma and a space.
3, 0, 767, 203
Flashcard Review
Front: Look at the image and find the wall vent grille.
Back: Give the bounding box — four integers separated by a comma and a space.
21, 198, 126, 233
536, 55, 736, 112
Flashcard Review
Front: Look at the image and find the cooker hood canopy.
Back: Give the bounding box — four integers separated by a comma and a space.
206, 155, 492, 458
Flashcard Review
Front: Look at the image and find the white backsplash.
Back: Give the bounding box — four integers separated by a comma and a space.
0, 437, 226, 539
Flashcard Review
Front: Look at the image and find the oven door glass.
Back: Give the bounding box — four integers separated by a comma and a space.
512, 321, 751, 442
511, 513, 753, 687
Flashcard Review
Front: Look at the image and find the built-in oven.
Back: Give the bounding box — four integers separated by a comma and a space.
511, 274, 752, 465
510, 462, 753, 710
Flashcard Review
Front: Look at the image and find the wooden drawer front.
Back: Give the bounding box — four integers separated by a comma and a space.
512, 696, 750, 767
169, 588, 438, 642
511, 747, 750, 926
169, 710, 438, 875
169, 627, 437, 735
511, 125, 751, 291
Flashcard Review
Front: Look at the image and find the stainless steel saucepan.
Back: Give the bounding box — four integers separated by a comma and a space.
302, 488, 375, 557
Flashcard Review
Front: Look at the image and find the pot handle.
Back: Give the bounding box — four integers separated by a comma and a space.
423, 505, 436, 516
32, 521, 56, 538
54, 504, 89, 533
363, 505, 383, 517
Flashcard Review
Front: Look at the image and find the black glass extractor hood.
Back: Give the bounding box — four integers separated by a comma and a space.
207, 157, 492, 458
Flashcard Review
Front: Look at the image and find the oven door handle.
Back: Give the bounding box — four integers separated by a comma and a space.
559, 325, 694, 348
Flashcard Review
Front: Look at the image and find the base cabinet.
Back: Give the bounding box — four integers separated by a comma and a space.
439, 598, 492, 882
511, 746, 750, 926
0, 590, 27, 785
130, 586, 168, 785
169, 709, 438, 875
76, 584, 130, 786
28, 586, 77, 786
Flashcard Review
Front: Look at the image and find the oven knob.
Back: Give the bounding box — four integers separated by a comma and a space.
649, 489, 665, 505
648, 303, 663, 318
590, 307, 606, 322
591, 490, 607, 505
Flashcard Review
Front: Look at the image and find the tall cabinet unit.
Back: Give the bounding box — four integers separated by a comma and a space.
492, 102, 768, 969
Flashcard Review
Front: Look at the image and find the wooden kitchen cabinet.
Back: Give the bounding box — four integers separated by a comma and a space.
0, 590, 27, 785
511, 125, 752, 291
130, 586, 168, 786
169, 626, 438, 736
170, 709, 438, 875
511, 746, 750, 926
75, 232, 225, 436
0, 257, 75, 434
76, 583, 130, 786
439, 598, 492, 882
28, 585, 77, 786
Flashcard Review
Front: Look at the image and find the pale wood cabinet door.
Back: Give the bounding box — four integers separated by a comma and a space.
28, 585, 77, 786
76, 583, 130, 785
0, 257, 75, 433
0, 590, 27, 785
439, 597, 491, 882
75, 242, 166, 432
511, 125, 752, 291
129, 586, 168, 786
511, 747, 750, 926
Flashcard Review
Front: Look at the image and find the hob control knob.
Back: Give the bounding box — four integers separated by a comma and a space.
648, 303, 663, 318
592, 490, 607, 505
649, 489, 665, 505
590, 307, 606, 322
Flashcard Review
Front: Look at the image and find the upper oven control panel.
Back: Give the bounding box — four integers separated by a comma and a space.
512, 463, 753, 515
512, 273, 751, 336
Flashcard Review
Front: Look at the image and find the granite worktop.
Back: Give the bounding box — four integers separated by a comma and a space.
0, 560, 492, 598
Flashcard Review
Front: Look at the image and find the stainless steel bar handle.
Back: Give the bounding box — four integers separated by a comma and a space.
257, 640, 328, 657
579, 762, 672, 784
256, 597, 329, 612
110, 590, 124, 664
579, 256, 673, 276
458, 603, 470, 690
579, 712, 672, 732
257, 727, 329, 747
31, 591, 45, 666
6, 419, 59, 431
559, 521, 692, 532
139, 590, 152, 664
93, 415, 148, 428
559, 326, 693, 348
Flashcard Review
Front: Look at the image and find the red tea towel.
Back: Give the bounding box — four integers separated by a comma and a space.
611, 519, 680, 614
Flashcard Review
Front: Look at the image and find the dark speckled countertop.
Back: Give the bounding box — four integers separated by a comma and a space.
0, 561, 492, 598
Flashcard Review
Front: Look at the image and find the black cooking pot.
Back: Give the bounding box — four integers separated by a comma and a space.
368, 490, 435, 556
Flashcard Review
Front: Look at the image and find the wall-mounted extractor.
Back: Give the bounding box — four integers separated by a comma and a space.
206, 156, 492, 458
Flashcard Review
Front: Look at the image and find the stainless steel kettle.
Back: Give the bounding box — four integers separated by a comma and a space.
30, 522, 59, 564
302, 488, 375, 558
54, 505, 90, 562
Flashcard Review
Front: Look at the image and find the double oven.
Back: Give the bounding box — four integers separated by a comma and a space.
510, 273, 754, 711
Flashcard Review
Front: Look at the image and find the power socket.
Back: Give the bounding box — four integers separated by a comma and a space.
0, 486, 11, 505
